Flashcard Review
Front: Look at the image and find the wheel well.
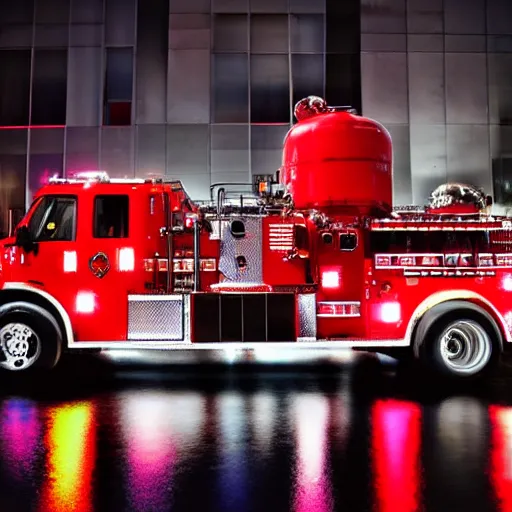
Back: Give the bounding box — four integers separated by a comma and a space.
0, 290, 69, 347
411, 299, 504, 358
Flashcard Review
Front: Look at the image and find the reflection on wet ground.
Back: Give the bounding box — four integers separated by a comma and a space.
1, 354, 512, 511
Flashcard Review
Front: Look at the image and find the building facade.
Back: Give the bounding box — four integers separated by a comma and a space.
0, 0, 510, 234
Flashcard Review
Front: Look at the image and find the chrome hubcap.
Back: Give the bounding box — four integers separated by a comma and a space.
0, 323, 41, 371
439, 320, 492, 375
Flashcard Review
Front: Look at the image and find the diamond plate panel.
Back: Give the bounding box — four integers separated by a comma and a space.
218, 216, 263, 283
128, 295, 184, 340
298, 293, 317, 340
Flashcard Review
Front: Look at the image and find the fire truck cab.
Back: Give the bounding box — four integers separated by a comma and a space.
0, 97, 511, 383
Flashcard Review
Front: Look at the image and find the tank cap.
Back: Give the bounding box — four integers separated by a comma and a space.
294, 96, 328, 121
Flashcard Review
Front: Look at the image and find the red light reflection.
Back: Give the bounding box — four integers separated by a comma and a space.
0, 400, 40, 482
293, 395, 333, 512
489, 406, 512, 511
372, 399, 422, 512
39, 402, 96, 512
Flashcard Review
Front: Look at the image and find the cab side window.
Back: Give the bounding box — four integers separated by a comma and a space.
28, 196, 77, 242
94, 195, 129, 238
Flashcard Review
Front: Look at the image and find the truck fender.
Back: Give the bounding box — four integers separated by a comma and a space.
0, 301, 63, 368
412, 300, 503, 359
0, 284, 74, 347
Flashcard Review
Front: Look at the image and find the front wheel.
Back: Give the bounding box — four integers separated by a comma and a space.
0, 307, 62, 372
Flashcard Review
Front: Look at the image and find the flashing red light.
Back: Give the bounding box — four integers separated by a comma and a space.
489, 406, 512, 511
185, 217, 195, 230
372, 399, 422, 512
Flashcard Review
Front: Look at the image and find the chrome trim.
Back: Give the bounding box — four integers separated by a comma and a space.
67, 339, 410, 350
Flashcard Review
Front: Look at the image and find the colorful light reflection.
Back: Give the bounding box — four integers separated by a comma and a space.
293, 394, 333, 512
372, 399, 422, 512
39, 402, 96, 512
0, 399, 41, 482
120, 392, 180, 512
490, 406, 512, 511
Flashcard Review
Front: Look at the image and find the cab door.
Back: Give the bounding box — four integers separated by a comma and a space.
10, 194, 79, 308
74, 193, 133, 341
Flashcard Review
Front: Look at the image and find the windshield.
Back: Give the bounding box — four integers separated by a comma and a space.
27, 196, 77, 242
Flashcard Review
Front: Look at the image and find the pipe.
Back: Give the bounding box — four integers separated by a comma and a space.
193, 219, 200, 292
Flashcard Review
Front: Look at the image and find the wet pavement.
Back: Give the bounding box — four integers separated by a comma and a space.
1, 354, 512, 512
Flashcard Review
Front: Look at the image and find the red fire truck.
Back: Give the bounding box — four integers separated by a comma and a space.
0, 95, 510, 381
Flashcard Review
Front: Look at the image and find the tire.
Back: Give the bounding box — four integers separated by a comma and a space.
415, 302, 501, 381
0, 303, 62, 372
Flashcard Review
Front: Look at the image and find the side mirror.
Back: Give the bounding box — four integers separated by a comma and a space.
15, 226, 37, 254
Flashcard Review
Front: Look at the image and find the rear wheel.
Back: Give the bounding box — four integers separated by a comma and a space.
0, 307, 62, 372
415, 303, 501, 381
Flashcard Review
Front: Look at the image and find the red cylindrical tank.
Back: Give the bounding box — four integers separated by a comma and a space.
281, 96, 393, 213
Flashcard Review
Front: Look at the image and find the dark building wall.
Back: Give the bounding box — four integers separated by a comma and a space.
0, 0, 362, 234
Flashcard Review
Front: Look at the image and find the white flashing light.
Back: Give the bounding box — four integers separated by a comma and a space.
119, 248, 135, 272
380, 302, 401, 323
503, 275, 512, 292
321, 271, 340, 289
63, 251, 77, 273
76, 292, 95, 314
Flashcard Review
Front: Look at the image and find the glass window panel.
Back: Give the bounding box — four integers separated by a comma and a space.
445, 35, 485, 52
250, 15, 288, 54
292, 54, 324, 109
212, 0, 249, 13
213, 14, 248, 52
487, 0, 512, 35
250, 54, 290, 124
31, 49, 68, 126
169, 0, 210, 13
212, 54, 249, 123
326, 2, 360, 53
361, 52, 408, 124
408, 52, 445, 124
169, 173, 211, 200
444, 0, 485, 35
211, 125, 249, 150
385, 124, 411, 204
35, 0, 70, 23
30, 128, 64, 154
27, 154, 64, 203
250, 0, 288, 13
136, 0, 168, 124
361, 33, 406, 52
251, 125, 289, 149
325, 53, 361, 113
488, 53, 512, 125
290, 0, 325, 13
0, 50, 31, 126
169, 14, 210, 50
105, 0, 136, 46
105, 48, 134, 102
67, 47, 102, 126
0, 25, 32, 48
69, 24, 103, 46
100, 126, 135, 178
361, 0, 406, 34
410, 124, 447, 204
168, 50, 210, 124
407, 34, 443, 52
136, 125, 166, 177
446, 125, 490, 191
93, 195, 129, 238
0, 155, 26, 235
487, 36, 512, 53
0, 129, 27, 154
70, 0, 104, 23
407, 0, 442, 34
34, 24, 69, 47
166, 124, 209, 175
66, 127, 99, 154
0, 0, 34, 24
445, 53, 487, 124
290, 14, 324, 53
